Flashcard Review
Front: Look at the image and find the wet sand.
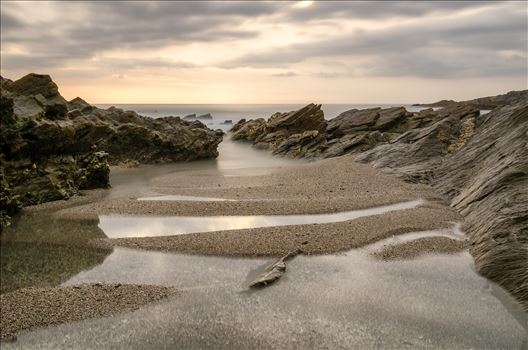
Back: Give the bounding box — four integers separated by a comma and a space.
372, 236, 467, 261
0, 284, 176, 341
53, 155, 444, 219
37, 153, 463, 258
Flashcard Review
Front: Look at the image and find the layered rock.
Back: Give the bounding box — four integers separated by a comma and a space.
231, 103, 326, 152
0, 73, 223, 228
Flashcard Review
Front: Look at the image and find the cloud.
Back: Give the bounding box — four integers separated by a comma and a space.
219, 2, 527, 78
270, 71, 298, 77
1, 1, 526, 81
0, 1, 273, 71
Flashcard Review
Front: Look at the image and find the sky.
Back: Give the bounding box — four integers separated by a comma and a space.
1, 1, 527, 104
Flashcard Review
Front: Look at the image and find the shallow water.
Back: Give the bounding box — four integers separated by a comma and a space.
6, 242, 521, 349
107, 137, 301, 200
137, 194, 234, 201
98, 199, 424, 238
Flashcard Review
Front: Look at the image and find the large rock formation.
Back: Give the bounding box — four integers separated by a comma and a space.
231, 103, 326, 152
0, 73, 223, 228
231, 98, 528, 310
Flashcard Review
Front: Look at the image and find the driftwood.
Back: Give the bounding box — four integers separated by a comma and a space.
249, 250, 301, 288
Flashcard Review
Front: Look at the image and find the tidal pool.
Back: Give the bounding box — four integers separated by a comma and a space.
5, 242, 524, 349
98, 199, 424, 238
137, 194, 235, 202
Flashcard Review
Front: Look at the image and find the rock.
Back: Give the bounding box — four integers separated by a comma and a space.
432, 103, 528, 311
416, 90, 527, 110
222, 119, 233, 124
249, 250, 300, 288
197, 113, 213, 120
231, 118, 266, 142
266, 103, 326, 134
0, 165, 21, 231
0, 73, 223, 227
78, 150, 110, 190
68, 97, 94, 115
183, 114, 196, 120
326, 108, 380, 138
231, 104, 326, 152
273, 130, 325, 158
373, 107, 411, 131
230, 118, 246, 132
7, 73, 62, 100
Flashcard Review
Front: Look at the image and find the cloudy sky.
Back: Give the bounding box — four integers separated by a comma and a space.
1, 1, 526, 103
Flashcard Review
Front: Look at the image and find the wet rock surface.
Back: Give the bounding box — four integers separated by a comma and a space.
231, 97, 528, 310
0, 73, 222, 228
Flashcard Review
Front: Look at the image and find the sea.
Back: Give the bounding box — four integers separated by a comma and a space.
95, 103, 431, 131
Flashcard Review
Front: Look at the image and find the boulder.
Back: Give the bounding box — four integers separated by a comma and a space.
7, 73, 62, 100
197, 113, 213, 120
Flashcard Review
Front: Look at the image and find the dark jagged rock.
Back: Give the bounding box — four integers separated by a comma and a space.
197, 113, 212, 120
231, 104, 326, 152
183, 114, 196, 120
0, 73, 223, 228
432, 103, 528, 310
326, 107, 381, 138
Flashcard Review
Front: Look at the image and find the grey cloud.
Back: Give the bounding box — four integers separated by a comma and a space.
1, 1, 526, 80
283, 1, 494, 22
221, 3, 527, 78
270, 71, 298, 77
0, 1, 274, 71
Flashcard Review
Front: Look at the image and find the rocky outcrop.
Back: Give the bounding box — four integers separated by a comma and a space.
231, 103, 326, 152
231, 97, 527, 310
415, 89, 528, 110
432, 104, 528, 309
233, 103, 478, 161
0, 73, 223, 229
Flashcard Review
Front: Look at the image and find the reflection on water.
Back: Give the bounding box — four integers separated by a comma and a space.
107, 137, 301, 199
0, 213, 112, 293
58, 247, 527, 349
98, 199, 424, 238
364, 223, 466, 251
137, 195, 234, 202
